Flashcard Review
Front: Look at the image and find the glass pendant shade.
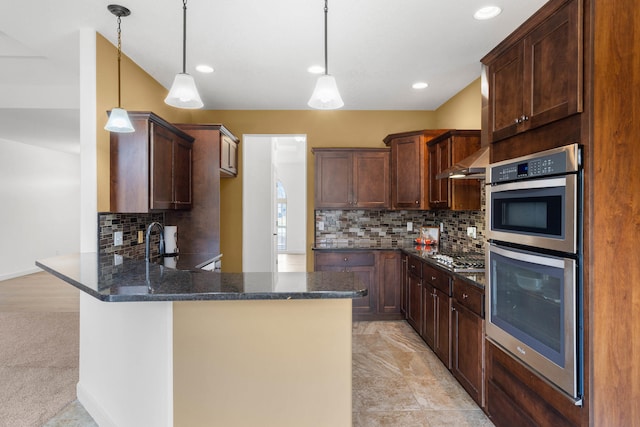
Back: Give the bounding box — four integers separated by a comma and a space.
308, 74, 344, 109
105, 108, 135, 133
165, 73, 204, 109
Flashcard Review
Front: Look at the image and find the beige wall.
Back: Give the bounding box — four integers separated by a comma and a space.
435, 78, 481, 130
96, 35, 481, 272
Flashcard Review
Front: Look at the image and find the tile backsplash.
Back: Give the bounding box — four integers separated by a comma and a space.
98, 212, 165, 261
315, 206, 485, 254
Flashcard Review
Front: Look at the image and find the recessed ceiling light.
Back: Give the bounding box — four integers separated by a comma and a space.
474, 6, 502, 20
307, 65, 325, 74
412, 82, 429, 90
196, 64, 214, 73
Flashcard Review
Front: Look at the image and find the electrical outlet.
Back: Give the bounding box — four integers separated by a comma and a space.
114, 254, 123, 265
114, 231, 123, 246
407, 222, 413, 232
138, 230, 144, 244
440, 222, 444, 232
318, 221, 324, 231
467, 226, 477, 239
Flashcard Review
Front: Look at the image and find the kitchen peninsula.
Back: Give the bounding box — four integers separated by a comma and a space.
36, 253, 367, 427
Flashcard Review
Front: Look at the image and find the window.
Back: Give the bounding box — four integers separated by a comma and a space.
276, 180, 287, 251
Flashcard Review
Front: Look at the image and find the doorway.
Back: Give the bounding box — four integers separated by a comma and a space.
242, 135, 307, 272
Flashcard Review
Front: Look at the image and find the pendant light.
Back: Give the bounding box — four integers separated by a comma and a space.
104, 4, 135, 133
165, 0, 204, 109
308, 0, 344, 110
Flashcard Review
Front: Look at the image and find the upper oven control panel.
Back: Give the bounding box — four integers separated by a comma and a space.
489, 143, 581, 183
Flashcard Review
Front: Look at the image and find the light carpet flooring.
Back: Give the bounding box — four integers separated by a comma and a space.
2, 271, 492, 426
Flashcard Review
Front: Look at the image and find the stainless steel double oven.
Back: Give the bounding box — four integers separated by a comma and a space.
485, 143, 583, 403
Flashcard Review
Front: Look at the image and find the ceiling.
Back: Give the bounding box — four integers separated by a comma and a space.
0, 0, 548, 153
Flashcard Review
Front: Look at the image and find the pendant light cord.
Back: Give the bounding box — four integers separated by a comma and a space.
182, 0, 187, 74
324, 0, 329, 75
116, 15, 123, 108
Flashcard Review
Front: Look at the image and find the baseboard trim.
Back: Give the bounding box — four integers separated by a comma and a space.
0, 267, 41, 282
77, 382, 118, 427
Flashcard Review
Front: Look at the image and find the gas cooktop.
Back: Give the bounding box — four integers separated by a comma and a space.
429, 253, 485, 273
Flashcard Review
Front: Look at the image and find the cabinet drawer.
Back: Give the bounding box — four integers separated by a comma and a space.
453, 279, 484, 317
407, 256, 423, 278
314, 252, 375, 267
423, 264, 451, 295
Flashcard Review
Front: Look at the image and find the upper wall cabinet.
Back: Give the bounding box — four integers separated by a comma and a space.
220, 130, 240, 178
383, 130, 447, 210
482, 0, 582, 143
110, 111, 194, 213
427, 130, 481, 210
313, 148, 390, 209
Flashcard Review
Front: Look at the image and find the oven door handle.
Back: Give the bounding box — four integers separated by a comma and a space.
489, 176, 567, 191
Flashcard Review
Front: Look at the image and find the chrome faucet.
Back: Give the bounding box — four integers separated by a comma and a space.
145, 222, 165, 262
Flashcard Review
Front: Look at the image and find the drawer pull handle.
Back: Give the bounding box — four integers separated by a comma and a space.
431, 276, 436, 281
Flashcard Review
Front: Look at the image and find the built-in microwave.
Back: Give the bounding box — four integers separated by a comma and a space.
486, 144, 581, 254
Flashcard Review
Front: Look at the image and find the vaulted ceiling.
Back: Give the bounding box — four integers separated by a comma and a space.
0, 0, 547, 153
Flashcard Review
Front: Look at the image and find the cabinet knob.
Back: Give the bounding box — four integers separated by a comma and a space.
514, 117, 520, 124
344, 257, 348, 262
462, 293, 468, 299
452, 307, 456, 312
415, 200, 419, 204
521, 114, 529, 122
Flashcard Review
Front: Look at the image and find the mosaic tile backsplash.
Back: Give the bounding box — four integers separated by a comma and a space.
98, 212, 165, 261
315, 206, 485, 254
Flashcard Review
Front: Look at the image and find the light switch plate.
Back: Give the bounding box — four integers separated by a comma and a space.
318, 221, 324, 231
467, 226, 477, 239
407, 222, 413, 231
114, 231, 123, 246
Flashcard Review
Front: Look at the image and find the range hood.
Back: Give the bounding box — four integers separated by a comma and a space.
436, 146, 489, 180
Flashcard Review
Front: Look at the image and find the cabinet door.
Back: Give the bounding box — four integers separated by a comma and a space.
435, 288, 452, 369
422, 282, 436, 349
377, 251, 401, 314
173, 136, 193, 210
350, 265, 376, 315
452, 300, 484, 406
400, 254, 408, 316
428, 139, 451, 208
524, 0, 582, 131
391, 136, 424, 209
150, 123, 175, 210
407, 273, 422, 335
353, 151, 390, 208
221, 135, 238, 177
314, 151, 352, 208
489, 42, 525, 142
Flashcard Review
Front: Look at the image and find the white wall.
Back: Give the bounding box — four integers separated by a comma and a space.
0, 139, 80, 280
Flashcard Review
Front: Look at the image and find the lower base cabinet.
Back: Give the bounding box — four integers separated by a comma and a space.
403, 256, 486, 408
486, 341, 581, 427
314, 250, 403, 320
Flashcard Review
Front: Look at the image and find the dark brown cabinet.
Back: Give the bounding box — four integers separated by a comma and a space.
400, 253, 409, 316
422, 264, 452, 369
314, 250, 403, 320
377, 251, 402, 316
220, 132, 239, 177
427, 130, 482, 210
406, 255, 423, 334
483, 0, 582, 143
314, 251, 376, 317
110, 111, 194, 213
384, 130, 447, 210
313, 148, 390, 209
451, 278, 485, 407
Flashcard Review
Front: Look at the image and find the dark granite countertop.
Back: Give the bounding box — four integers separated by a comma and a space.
313, 245, 485, 289
36, 253, 368, 303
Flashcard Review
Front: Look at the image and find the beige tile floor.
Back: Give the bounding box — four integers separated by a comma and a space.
352, 321, 494, 426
